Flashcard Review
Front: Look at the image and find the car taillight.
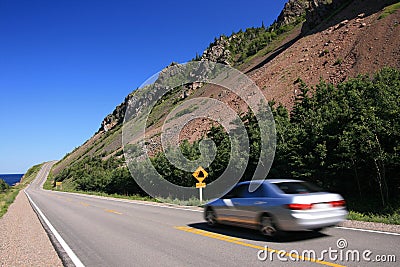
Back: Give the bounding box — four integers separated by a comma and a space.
287, 203, 313, 210
330, 200, 346, 207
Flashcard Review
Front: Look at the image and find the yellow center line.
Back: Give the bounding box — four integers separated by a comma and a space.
174, 226, 345, 267
79, 202, 90, 207
104, 209, 123, 215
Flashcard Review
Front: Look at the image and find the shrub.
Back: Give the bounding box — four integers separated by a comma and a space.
0, 179, 10, 193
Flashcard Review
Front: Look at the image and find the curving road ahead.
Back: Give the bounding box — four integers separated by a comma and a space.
25, 162, 399, 267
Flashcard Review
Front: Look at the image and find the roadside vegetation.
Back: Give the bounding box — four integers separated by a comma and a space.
378, 2, 400, 20
0, 179, 10, 192
269, 68, 400, 224
0, 164, 42, 218
348, 210, 400, 225
50, 68, 400, 224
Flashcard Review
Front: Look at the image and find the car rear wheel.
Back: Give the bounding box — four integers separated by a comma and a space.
260, 215, 278, 237
205, 209, 217, 226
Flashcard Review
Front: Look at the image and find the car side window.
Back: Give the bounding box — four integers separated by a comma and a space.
243, 184, 268, 198
222, 184, 248, 198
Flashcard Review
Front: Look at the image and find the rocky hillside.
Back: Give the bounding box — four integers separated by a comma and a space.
51, 0, 400, 177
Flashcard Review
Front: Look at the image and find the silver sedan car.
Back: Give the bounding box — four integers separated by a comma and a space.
204, 179, 348, 237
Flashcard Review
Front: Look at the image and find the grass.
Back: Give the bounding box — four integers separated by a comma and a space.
238, 23, 303, 67
85, 190, 204, 206
346, 197, 400, 225
334, 57, 343, 66
57, 189, 159, 202
44, 166, 207, 207
0, 163, 43, 218
347, 210, 400, 225
47, 188, 207, 206
0, 188, 20, 218
43, 170, 54, 190
378, 2, 400, 20
166, 105, 199, 123
157, 196, 206, 206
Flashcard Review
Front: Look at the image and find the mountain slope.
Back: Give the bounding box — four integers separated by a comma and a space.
51, 0, 400, 186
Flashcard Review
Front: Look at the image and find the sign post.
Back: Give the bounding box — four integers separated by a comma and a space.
192, 166, 208, 202
55, 181, 62, 190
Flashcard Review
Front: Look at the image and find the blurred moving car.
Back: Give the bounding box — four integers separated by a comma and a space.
204, 179, 348, 237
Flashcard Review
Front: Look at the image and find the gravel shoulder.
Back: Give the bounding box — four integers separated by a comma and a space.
0, 190, 62, 267
339, 219, 400, 234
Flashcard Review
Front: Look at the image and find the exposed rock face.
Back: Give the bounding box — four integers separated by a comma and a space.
98, 63, 208, 133
100, 100, 127, 132
276, 0, 310, 28
277, 0, 357, 35
180, 82, 203, 99
201, 36, 231, 65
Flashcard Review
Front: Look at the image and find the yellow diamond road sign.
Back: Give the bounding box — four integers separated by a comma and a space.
196, 182, 206, 188
193, 166, 208, 183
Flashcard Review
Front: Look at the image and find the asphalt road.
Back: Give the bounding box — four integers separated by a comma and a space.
25, 163, 399, 267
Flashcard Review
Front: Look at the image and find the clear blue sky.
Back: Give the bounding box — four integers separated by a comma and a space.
0, 0, 287, 173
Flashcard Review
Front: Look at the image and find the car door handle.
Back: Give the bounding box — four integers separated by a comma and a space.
254, 201, 266, 205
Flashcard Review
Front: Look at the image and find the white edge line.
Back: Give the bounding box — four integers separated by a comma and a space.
335, 226, 400, 236
24, 189, 85, 267
48, 190, 204, 213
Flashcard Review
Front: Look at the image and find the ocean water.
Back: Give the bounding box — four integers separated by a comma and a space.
0, 174, 24, 186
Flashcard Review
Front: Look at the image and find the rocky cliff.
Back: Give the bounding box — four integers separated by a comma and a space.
276, 0, 309, 28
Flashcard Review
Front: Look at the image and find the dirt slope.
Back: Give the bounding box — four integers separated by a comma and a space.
247, 0, 400, 108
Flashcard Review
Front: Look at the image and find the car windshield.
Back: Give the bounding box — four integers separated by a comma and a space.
273, 181, 322, 194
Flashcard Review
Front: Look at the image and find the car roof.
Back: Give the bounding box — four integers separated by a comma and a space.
237, 179, 304, 185
267, 179, 304, 183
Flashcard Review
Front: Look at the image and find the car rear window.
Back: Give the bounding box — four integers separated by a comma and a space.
273, 182, 321, 194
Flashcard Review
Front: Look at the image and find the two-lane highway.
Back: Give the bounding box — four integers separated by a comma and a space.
25, 163, 399, 266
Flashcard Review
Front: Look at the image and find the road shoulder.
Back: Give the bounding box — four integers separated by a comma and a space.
339, 219, 400, 234
0, 190, 62, 267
